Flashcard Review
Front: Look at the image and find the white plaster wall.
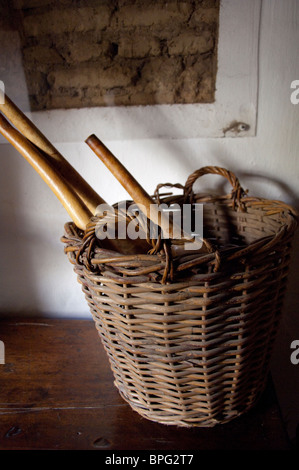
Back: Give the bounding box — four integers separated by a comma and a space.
0, 0, 298, 320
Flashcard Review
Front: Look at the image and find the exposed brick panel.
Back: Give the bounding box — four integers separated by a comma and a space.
22, 6, 111, 36
114, 3, 193, 28
12, 0, 220, 110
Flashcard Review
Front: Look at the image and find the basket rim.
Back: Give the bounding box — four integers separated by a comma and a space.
62, 192, 297, 285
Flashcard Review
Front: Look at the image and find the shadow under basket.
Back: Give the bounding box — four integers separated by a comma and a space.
62, 166, 297, 427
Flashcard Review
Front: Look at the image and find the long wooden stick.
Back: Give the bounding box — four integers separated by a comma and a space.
0, 114, 149, 254
85, 134, 194, 244
0, 93, 105, 213
0, 113, 92, 230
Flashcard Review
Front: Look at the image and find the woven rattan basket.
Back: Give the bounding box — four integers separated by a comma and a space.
62, 166, 297, 427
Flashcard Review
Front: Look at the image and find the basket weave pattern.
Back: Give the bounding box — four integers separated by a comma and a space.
62, 167, 297, 427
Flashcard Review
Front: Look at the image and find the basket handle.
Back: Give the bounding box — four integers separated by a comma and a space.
184, 166, 246, 209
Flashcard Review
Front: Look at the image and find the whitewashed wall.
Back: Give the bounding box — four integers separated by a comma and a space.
0, 0, 298, 319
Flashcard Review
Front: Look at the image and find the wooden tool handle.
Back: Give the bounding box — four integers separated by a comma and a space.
0, 93, 105, 213
85, 134, 188, 241
86, 135, 152, 208
0, 113, 92, 230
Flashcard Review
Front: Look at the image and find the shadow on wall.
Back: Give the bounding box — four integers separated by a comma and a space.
0, 2, 40, 317
0, 145, 40, 317
270, 226, 299, 446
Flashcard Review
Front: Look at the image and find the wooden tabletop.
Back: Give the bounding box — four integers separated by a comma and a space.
0, 317, 292, 451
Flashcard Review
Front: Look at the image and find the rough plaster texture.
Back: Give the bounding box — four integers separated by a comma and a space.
11, 0, 219, 110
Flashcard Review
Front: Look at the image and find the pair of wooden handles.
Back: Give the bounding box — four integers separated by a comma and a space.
0, 93, 105, 229
0, 93, 190, 251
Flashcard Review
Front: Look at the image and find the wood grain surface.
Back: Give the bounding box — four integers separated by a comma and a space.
0, 318, 292, 450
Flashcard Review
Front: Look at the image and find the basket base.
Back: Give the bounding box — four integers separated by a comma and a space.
115, 380, 264, 428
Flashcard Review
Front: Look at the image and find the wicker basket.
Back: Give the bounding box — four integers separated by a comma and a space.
62, 166, 297, 427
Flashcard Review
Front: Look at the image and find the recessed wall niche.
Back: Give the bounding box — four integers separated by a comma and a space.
11, 0, 220, 110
